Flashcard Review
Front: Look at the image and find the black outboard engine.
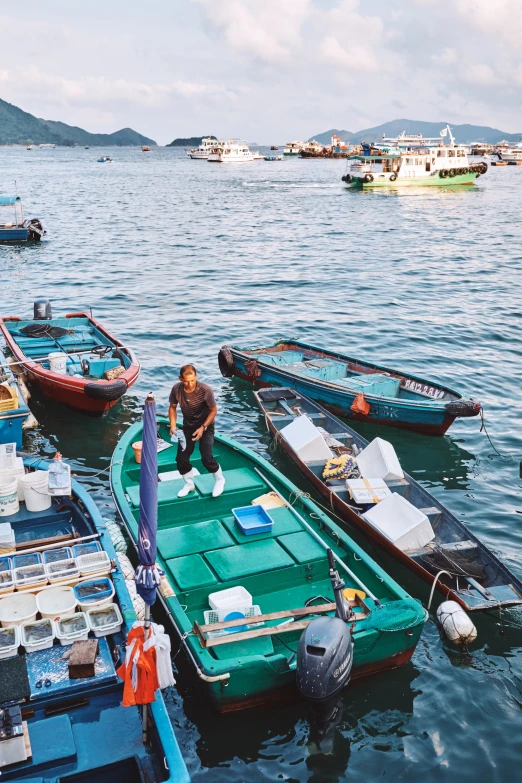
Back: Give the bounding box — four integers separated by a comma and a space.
297, 549, 354, 703
33, 298, 52, 320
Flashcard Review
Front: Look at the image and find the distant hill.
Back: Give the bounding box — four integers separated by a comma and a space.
166, 135, 216, 147
311, 120, 522, 145
0, 97, 157, 146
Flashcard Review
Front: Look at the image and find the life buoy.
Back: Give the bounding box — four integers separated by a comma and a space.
448, 168, 456, 177
440, 169, 448, 178
389, 173, 397, 182
218, 346, 235, 378
364, 173, 374, 183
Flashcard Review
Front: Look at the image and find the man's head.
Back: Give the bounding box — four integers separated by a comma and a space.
179, 364, 197, 391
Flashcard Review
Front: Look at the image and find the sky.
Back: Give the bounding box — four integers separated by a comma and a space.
1, 0, 521, 145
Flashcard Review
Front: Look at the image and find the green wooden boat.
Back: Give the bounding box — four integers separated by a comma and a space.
110, 417, 427, 712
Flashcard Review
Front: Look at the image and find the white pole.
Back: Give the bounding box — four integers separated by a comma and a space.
142, 602, 151, 744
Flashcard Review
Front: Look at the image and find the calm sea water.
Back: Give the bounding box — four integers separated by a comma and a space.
1, 147, 522, 782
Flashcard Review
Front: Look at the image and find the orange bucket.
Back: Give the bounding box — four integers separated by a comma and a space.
132, 441, 143, 464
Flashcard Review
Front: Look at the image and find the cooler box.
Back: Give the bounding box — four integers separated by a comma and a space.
338, 373, 400, 397
280, 415, 333, 462
346, 478, 391, 504
363, 493, 434, 551
356, 437, 404, 481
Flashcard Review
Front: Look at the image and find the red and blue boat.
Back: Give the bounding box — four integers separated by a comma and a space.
0, 302, 140, 415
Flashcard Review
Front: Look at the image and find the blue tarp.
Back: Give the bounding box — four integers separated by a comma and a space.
135, 394, 161, 605
0, 196, 21, 206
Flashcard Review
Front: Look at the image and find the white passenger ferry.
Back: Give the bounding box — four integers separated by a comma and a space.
187, 138, 225, 159
207, 142, 255, 163
342, 125, 488, 188
283, 141, 307, 155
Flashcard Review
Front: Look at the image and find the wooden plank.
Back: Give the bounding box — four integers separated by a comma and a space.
16, 533, 76, 551
196, 602, 336, 634
202, 619, 314, 648
22, 721, 32, 761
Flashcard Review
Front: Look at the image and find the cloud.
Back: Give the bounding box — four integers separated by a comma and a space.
320, 36, 379, 73
193, 0, 311, 63
462, 63, 499, 87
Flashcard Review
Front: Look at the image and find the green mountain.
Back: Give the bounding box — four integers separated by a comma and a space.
166, 135, 216, 147
0, 97, 156, 146
311, 120, 522, 145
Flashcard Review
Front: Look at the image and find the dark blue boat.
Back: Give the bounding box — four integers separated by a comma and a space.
0, 197, 45, 243
218, 339, 481, 436
0, 349, 31, 449
0, 456, 189, 783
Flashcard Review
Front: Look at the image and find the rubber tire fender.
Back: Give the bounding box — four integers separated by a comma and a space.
345, 174, 352, 183
389, 173, 397, 182
448, 168, 456, 178
84, 378, 127, 401
341, 175, 346, 182
218, 346, 235, 378
440, 169, 448, 178
364, 173, 374, 183
461, 167, 469, 175
480, 162, 488, 173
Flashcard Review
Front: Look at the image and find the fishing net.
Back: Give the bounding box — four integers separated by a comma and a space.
365, 598, 426, 632
19, 324, 75, 339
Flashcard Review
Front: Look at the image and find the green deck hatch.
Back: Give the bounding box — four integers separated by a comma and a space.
277, 531, 328, 564
194, 468, 266, 497
166, 554, 218, 590
157, 520, 233, 560
204, 539, 294, 580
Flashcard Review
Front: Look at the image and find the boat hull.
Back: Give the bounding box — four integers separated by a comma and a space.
347, 172, 478, 188
111, 419, 427, 712
221, 342, 475, 436
0, 312, 139, 415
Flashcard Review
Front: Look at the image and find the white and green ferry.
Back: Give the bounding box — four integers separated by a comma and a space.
342, 125, 487, 188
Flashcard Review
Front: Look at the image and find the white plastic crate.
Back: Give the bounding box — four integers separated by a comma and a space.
0, 625, 19, 659
280, 415, 333, 462
21, 618, 55, 653
355, 437, 404, 481
87, 603, 123, 638
14, 563, 47, 591
363, 492, 434, 551
56, 613, 90, 646
208, 586, 252, 613
76, 551, 111, 577
0, 570, 14, 595
46, 559, 81, 585
203, 605, 263, 638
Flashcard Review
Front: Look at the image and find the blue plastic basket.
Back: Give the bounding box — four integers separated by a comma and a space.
13, 552, 41, 569
72, 542, 101, 559
0, 557, 11, 573
232, 505, 273, 536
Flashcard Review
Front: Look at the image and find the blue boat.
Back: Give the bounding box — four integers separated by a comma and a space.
218, 339, 481, 436
0, 349, 31, 448
0, 197, 45, 243
97, 156, 113, 164
0, 456, 189, 783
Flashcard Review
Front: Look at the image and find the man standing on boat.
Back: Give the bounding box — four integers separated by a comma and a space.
169, 365, 225, 498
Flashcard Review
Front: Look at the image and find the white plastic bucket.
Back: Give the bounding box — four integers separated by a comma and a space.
21, 471, 51, 512
0, 592, 37, 627
48, 352, 67, 375
36, 585, 77, 619
0, 477, 19, 518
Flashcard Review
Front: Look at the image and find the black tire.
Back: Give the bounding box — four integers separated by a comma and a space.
341, 175, 346, 182
448, 168, 456, 178
218, 346, 235, 378
364, 173, 374, 183
84, 378, 127, 401
345, 174, 352, 183
389, 173, 397, 182
445, 400, 481, 418
480, 162, 488, 173
440, 169, 448, 178
461, 168, 469, 175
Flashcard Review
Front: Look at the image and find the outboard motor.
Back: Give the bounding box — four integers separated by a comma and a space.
33, 298, 52, 320
297, 549, 354, 703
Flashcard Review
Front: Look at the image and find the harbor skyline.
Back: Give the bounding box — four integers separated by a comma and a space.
2, 0, 522, 145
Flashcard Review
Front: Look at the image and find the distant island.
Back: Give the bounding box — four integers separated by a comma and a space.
311, 119, 522, 145
0, 97, 157, 147
166, 135, 216, 147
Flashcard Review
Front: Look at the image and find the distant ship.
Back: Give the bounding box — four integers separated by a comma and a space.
142, 146, 151, 152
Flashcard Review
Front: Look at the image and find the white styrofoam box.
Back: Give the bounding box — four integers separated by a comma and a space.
355, 437, 404, 481
0, 733, 27, 767
362, 493, 434, 551
0, 457, 26, 501
208, 586, 252, 612
0, 523, 15, 554
346, 478, 392, 505
87, 603, 123, 638
280, 415, 333, 462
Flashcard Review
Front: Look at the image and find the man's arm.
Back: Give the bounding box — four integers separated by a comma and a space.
192, 405, 217, 441
169, 403, 178, 435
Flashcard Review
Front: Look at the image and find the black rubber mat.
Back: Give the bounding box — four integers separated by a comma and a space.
0, 655, 30, 704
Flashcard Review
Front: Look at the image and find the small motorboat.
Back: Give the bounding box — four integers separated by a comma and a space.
270, 145, 279, 150
255, 388, 522, 611
0, 300, 140, 415
264, 155, 284, 161
111, 414, 426, 712
97, 155, 113, 163
142, 146, 151, 152
0, 196, 45, 243
0, 453, 189, 782
218, 339, 481, 435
